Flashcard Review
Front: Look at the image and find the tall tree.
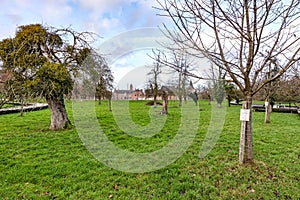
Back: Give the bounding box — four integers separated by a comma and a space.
0, 24, 95, 130
156, 0, 300, 164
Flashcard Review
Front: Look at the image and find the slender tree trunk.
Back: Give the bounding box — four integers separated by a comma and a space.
227, 95, 231, 107
217, 102, 222, 108
108, 98, 112, 111
178, 71, 182, 107
239, 96, 254, 164
162, 91, 168, 114
264, 100, 272, 123
46, 95, 71, 130
179, 94, 183, 107
154, 94, 157, 107
98, 96, 102, 105
20, 98, 24, 117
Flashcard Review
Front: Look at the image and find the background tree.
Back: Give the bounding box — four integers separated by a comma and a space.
150, 48, 198, 107
225, 83, 236, 107
156, 0, 300, 164
264, 62, 279, 123
273, 73, 300, 106
0, 70, 13, 108
0, 24, 96, 130
207, 65, 226, 108
79, 52, 114, 108
161, 90, 168, 114
95, 64, 114, 108
148, 53, 163, 107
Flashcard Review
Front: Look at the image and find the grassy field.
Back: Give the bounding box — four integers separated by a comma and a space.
0, 100, 299, 199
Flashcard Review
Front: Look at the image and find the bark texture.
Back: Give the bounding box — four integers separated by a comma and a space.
46, 96, 71, 130
239, 97, 254, 164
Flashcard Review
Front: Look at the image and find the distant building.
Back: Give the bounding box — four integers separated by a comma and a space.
144, 86, 178, 100
112, 84, 145, 100
130, 89, 144, 100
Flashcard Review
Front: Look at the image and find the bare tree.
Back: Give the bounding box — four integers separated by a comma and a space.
150, 48, 200, 106
156, 0, 300, 164
264, 61, 279, 123
148, 53, 163, 107
206, 64, 226, 108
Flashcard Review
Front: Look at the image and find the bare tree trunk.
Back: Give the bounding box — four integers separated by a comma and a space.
239, 96, 254, 164
179, 94, 182, 107
46, 95, 71, 130
227, 95, 231, 107
20, 98, 24, 117
178, 71, 182, 107
162, 91, 168, 114
153, 94, 157, 107
98, 96, 102, 105
264, 100, 272, 123
217, 102, 222, 108
208, 94, 211, 105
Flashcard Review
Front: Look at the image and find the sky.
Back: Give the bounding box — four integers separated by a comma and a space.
0, 0, 166, 39
0, 0, 177, 89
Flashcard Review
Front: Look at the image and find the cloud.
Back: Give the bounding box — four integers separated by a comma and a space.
40, 0, 73, 21
73, 0, 169, 38
0, 0, 170, 40
0, 0, 76, 39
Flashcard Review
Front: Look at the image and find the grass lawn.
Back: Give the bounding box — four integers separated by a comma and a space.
0, 100, 299, 199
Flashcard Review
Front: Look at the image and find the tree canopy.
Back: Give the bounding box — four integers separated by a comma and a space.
0, 24, 108, 130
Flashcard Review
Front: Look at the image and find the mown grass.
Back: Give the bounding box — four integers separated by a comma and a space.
0, 100, 299, 199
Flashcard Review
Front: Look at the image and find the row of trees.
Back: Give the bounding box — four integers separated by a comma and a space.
155, 0, 300, 164
0, 24, 113, 130
0, 0, 299, 166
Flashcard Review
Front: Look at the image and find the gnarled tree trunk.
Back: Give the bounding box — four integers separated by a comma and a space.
46, 95, 71, 130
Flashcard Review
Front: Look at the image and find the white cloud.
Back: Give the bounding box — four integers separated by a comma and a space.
41, 0, 73, 21
0, 0, 172, 87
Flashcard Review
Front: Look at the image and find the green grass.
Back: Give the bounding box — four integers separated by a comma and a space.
0, 100, 299, 199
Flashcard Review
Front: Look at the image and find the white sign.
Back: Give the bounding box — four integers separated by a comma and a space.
240, 109, 250, 121
265, 101, 269, 107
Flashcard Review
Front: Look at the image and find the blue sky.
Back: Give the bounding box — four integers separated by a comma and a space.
0, 0, 173, 88
0, 0, 167, 40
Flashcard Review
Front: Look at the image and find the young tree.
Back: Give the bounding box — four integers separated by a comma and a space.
150, 48, 198, 107
263, 62, 279, 123
207, 65, 226, 108
156, 0, 300, 164
0, 24, 95, 130
161, 90, 168, 114
225, 83, 235, 107
148, 54, 163, 107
